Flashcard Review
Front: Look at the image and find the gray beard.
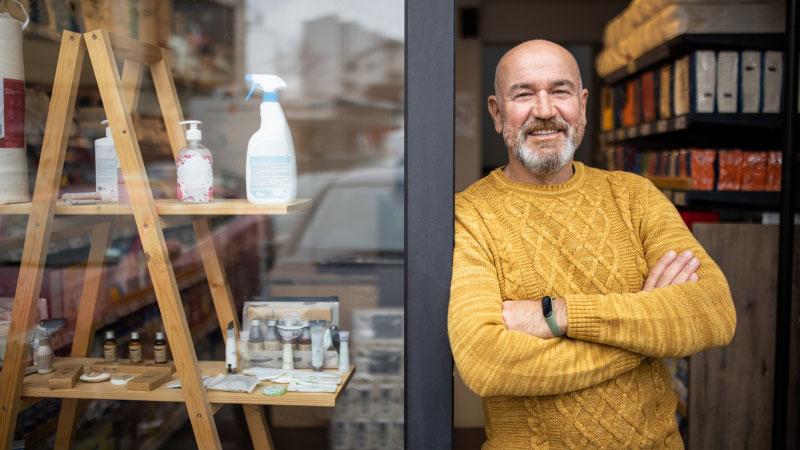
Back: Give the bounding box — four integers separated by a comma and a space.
512, 127, 577, 176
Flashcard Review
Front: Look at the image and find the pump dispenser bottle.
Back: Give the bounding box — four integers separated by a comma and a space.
176, 120, 214, 203
244, 74, 297, 204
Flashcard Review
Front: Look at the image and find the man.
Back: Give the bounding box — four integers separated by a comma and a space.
448, 40, 736, 449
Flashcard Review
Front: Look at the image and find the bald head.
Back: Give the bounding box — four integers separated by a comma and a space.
494, 40, 583, 99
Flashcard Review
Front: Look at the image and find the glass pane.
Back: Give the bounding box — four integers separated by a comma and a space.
1, 1, 404, 449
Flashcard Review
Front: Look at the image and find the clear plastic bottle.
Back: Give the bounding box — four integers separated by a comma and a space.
176, 120, 214, 203
248, 319, 267, 366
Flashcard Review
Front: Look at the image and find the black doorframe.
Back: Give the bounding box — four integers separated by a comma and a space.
405, 0, 455, 449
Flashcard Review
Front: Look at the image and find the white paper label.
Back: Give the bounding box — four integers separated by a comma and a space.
249, 155, 292, 200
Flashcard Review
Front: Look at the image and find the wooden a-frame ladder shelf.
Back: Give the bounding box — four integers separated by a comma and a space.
0, 30, 346, 450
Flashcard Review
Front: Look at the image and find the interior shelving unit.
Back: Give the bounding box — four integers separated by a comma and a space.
0, 30, 348, 450
600, 26, 799, 448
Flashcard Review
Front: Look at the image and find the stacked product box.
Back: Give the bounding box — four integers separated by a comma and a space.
331, 308, 403, 450
605, 146, 782, 192
600, 49, 786, 132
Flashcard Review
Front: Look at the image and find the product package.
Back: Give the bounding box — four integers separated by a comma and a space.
242, 297, 341, 369
762, 51, 784, 113
641, 70, 657, 123
690, 149, 717, 191
765, 151, 782, 191
243, 297, 340, 329
659, 64, 672, 119
717, 150, 744, 191
741, 152, 768, 191
716, 51, 739, 113
207, 374, 259, 394
601, 86, 615, 131
622, 78, 641, 127
740, 50, 762, 113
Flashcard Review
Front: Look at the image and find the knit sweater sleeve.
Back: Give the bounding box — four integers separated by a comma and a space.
449, 196, 644, 397
565, 177, 737, 358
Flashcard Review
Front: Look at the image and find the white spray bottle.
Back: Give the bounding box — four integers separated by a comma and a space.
244, 74, 297, 204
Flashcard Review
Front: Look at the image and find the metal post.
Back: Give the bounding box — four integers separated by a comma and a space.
773, 0, 799, 448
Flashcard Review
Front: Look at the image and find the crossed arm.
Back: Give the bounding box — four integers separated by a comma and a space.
449, 181, 736, 397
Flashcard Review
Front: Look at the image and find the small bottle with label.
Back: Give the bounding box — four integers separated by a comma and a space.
103, 331, 117, 363
176, 120, 214, 203
36, 335, 54, 374
129, 331, 142, 363
154, 332, 168, 364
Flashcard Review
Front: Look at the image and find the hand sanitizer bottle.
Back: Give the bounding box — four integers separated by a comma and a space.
244, 74, 297, 204
177, 120, 214, 203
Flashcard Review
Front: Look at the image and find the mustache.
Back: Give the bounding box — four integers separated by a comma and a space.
520, 117, 570, 134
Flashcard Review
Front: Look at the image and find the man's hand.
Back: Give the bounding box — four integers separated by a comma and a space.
642, 250, 700, 291
502, 298, 567, 339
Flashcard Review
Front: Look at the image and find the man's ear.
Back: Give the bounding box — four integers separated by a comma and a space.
580, 88, 589, 115
488, 95, 503, 134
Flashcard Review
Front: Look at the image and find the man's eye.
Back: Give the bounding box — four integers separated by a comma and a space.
515, 92, 532, 99
553, 90, 570, 96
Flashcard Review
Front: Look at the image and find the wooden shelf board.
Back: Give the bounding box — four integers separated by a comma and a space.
649, 177, 693, 191
0, 199, 310, 216
22, 358, 353, 408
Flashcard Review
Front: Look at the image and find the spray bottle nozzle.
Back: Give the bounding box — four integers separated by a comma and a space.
245, 74, 286, 102
179, 120, 202, 141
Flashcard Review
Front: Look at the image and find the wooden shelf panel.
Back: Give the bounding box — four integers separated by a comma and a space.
22, 358, 354, 408
649, 177, 693, 191
0, 199, 310, 216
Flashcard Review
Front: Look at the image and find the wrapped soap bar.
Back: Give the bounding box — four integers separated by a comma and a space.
765, 151, 782, 191
690, 149, 716, 191
717, 150, 744, 191
741, 152, 767, 191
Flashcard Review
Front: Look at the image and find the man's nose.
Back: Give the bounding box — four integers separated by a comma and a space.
531, 92, 556, 120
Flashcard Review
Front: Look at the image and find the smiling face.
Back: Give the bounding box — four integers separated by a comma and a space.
488, 40, 588, 178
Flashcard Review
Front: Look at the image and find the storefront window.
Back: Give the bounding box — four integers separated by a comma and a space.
0, 1, 403, 449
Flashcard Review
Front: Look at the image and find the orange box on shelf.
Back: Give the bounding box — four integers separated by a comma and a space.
690, 149, 716, 191
641, 71, 657, 123
766, 151, 782, 191
741, 152, 768, 191
717, 150, 744, 191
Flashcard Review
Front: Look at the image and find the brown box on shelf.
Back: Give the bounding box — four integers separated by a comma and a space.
601, 87, 615, 132
641, 71, 657, 123
678, 149, 690, 178
659, 64, 672, 119
126, 371, 172, 391
741, 152, 768, 191
89, 360, 176, 375
622, 79, 641, 127
48, 364, 84, 390
690, 149, 716, 191
717, 150, 744, 191
766, 151, 782, 191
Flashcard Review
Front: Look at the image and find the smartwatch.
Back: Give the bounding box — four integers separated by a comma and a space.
542, 296, 565, 337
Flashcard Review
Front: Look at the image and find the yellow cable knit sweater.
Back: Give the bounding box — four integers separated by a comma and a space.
449, 162, 736, 449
